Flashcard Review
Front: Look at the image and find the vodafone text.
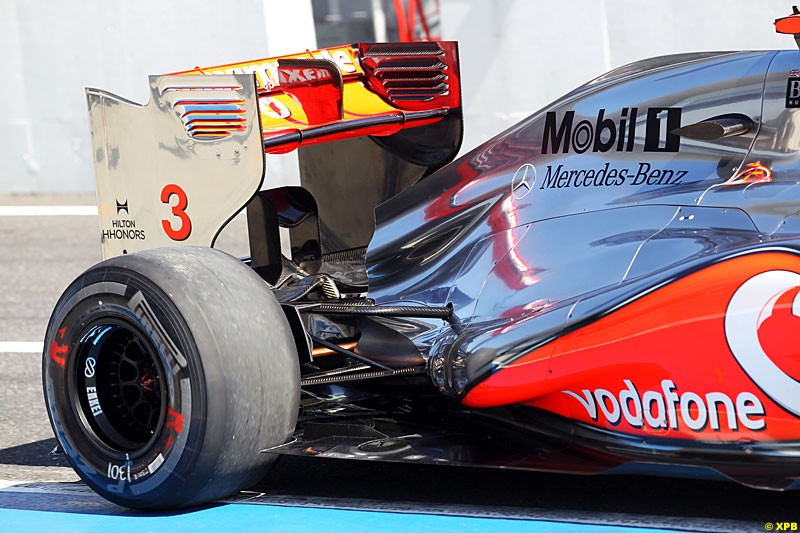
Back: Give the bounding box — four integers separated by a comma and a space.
564, 379, 765, 432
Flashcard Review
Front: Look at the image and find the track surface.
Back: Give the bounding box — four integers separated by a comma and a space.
0, 195, 796, 532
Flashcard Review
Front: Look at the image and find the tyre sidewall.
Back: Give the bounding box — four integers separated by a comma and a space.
43, 265, 207, 507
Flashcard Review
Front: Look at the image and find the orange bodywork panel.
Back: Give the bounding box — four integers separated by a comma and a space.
463, 252, 800, 444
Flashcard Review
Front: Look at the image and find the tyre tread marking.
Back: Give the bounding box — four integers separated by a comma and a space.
128, 291, 187, 368
48, 327, 68, 367
165, 409, 185, 448
147, 453, 165, 474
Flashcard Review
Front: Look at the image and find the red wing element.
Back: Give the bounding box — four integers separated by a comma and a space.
276, 58, 343, 124
359, 42, 460, 112
171, 42, 461, 155
776, 13, 800, 34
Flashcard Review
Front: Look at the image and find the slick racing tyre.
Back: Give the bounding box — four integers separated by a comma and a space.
42, 247, 299, 509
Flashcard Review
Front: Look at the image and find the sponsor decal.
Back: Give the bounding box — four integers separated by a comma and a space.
542, 107, 681, 155
564, 379, 765, 432
86, 386, 103, 416
212, 48, 357, 91
539, 161, 687, 189
787, 77, 800, 108
101, 219, 146, 242
278, 65, 333, 84
511, 163, 536, 199
84, 357, 96, 378
725, 270, 800, 417
102, 199, 146, 242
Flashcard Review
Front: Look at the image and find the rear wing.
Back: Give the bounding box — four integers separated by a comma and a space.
172, 42, 460, 154
87, 42, 461, 260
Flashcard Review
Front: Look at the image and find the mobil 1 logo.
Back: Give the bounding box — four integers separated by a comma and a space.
787, 77, 800, 108
542, 107, 682, 155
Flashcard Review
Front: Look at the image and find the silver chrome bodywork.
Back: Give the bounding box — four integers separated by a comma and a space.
364, 50, 800, 397
87, 74, 264, 259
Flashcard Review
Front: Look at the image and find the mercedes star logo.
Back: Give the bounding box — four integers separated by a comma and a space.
511, 163, 536, 199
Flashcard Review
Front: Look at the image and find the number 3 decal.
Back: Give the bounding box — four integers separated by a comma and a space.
161, 184, 192, 241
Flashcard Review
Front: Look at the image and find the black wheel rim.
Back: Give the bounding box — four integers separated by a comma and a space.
72, 319, 167, 454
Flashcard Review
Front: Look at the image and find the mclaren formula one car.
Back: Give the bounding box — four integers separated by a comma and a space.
43, 11, 800, 509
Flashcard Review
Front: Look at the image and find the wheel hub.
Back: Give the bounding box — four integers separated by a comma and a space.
74, 321, 167, 453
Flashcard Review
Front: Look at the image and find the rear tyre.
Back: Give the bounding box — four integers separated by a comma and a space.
42, 247, 299, 509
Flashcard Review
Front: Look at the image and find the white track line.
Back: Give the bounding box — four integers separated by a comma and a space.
0, 342, 43, 353
0, 205, 97, 216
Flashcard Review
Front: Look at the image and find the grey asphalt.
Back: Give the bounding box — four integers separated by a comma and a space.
0, 195, 795, 531
0, 195, 96, 483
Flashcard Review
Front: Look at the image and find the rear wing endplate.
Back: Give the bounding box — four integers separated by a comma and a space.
87, 74, 264, 259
